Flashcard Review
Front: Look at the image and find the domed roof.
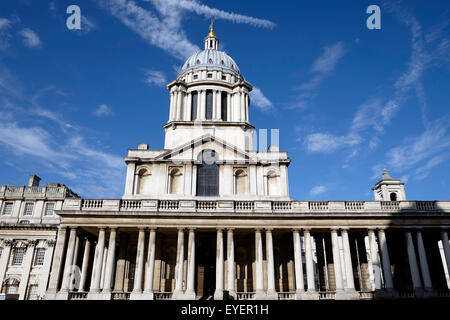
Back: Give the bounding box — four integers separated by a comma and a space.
179, 49, 243, 79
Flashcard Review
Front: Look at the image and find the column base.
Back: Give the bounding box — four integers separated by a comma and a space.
172, 290, 187, 300
44, 289, 58, 300
131, 291, 154, 300
265, 290, 278, 300
335, 289, 360, 300
374, 289, 399, 299
213, 289, 224, 300
183, 291, 196, 300
298, 290, 319, 300
87, 291, 112, 300
55, 290, 70, 300
254, 290, 267, 300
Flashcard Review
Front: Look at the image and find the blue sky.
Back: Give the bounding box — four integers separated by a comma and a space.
0, 0, 449, 200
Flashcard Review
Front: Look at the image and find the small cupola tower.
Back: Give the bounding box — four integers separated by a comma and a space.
205, 19, 219, 50
372, 168, 406, 201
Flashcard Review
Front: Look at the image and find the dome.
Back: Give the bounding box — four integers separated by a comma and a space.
179, 49, 243, 80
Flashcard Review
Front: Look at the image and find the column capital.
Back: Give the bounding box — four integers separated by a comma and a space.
366, 227, 377, 232
109, 227, 119, 231
254, 228, 263, 232
187, 227, 196, 232
265, 228, 274, 232
227, 228, 235, 232
148, 227, 158, 231
302, 228, 312, 232
330, 227, 340, 231
216, 227, 224, 231
177, 227, 185, 231
340, 227, 350, 231
98, 226, 107, 231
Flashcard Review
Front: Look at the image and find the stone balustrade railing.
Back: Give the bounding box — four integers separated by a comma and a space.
0, 185, 79, 199
60, 199, 450, 215
236, 292, 255, 300
154, 292, 173, 300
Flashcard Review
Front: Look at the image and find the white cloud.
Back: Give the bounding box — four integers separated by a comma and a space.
98, 0, 275, 60
250, 87, 273, 111
293, 42, 346, 108
93, 104, 114, 117
144, 69, 167, 87
0, 18, 11, 30
304, 132, 362, 153
145, 0, 276, 29
82, 16, 96, 33
309, 185, 327, 196
19, 28, 42, 48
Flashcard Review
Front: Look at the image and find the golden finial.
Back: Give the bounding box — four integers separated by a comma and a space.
208, 18, 216, 37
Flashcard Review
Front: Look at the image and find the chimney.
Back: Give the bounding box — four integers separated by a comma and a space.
138, 143, 149, 150
28, 174, 41, 187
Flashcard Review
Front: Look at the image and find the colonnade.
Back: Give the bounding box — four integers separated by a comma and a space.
48, 226, 450, 300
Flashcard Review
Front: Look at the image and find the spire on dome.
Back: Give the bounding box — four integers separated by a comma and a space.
204, 19, 219, 50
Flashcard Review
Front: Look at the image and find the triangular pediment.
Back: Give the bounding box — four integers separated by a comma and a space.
155, 134, 253, 162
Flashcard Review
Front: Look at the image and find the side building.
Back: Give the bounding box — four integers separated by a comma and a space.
0, 175, 79, 300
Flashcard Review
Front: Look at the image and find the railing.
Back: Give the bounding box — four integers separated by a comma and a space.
82, 199, 103, 209
159, 200, 180, 210
121, 200, 142, 210
346, 201, 364, 211
197, 201, 217, 211
2, 185, 79, 199
399, 291, 415, 298
359, 291, 374, 299
235, 201, 254, 211
277, 292, 295, 300
112, 292, 130, 300
24, 186, 44, 193
236, 292, 255, 300
68, 292, 88, 300
381, 201, 400, 210
437, 290, 450, 298
154, 292, 172, 300
318, 291, 336, 300
416, 201, 435, 211
272, 201, 292, 211
309, 201, 329, 211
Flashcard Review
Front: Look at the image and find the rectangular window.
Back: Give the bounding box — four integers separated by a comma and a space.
222, 75, 226, 80
12, 248, 25, 265
24, 203, 34, 216
221, 92, 228, 121
3, 202, 13, 215
44, 203, 54, 216
206, 90, 213, 120
34, 248, 45, 266
207, 73, 213, 78
6, 284, 18, 294
27, 284, 39, 300
191, 92, 198, 121
193, 74, 198, 80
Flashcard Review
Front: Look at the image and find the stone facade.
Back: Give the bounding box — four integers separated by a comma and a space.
1, 25, 450, 301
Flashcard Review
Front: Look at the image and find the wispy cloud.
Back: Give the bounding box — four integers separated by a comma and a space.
309, 185, 327, 196
0, 17, 12, 50
0, 18, 11, 30
250, 87, 274, 112
19, 28, 41, 48
93, 104, 114, 117
291, 42, 346, 109
97, 0, 275, 60
303, 132, 362, 153
144, 69, 167, 87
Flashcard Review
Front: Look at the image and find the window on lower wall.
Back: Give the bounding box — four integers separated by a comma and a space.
3, 279, 19, 294
2, 202, 13, 215
26, 284, 39, 300
234, 169, 248, 195
196, 150, 219, 196
12, 248, 25, 265
205, 90, 213, 120
168, 168, 183, 195
24, 203, 34, 216
44, 203, 54, 216
34, 248, 45, 266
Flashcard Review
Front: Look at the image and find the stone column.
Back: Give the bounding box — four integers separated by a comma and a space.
416, 230, 433, 291
240, 90, 245, 122
217, 90, 222, 120
200, 90, 206, 120
254, 229, 265, 298
331, 229, 344, 293
186, 92, 192, 121
368, 228, 382, 290
212, 90, 217, 120
60, 227, 77, 293
0, 240, 13, 289
124, 162, 136, 196
46, 227, 68, 299
265, 229, 277, 299
340, 229, 359, 299
441, 230, 450, 283
227, 229, 236, 298
143, 228, 157, 299
214, 228, 224, 300
173, 228, 185, 299
226, 93, 231, 121
102, 228, 117, 295
377, 229, 396, 294
19, 240, 36, 300
79, 238, 91, 292
88, 228, 106, 297
405, 231, 423, 291
293, 230, 305, 299
185, 228, 196, 299
131, 228, 146, 298
304, 229, 318, 298
176, 89, 183, 120
169, 90, 175, 121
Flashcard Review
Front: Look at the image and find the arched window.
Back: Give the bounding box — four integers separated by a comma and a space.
168, 168, 183, 195
266, 170, 280, 196
221, 92, 227, 121
2, 278, 20, 294
191, 91, 198, 120
196, 150, 219, 196
234, 169, 248, 195
136, 168, 151, 195
205, 90, 213, 120
390, 192, 397, 201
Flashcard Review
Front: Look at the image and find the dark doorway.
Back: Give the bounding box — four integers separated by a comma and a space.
196, 233, 216, 299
